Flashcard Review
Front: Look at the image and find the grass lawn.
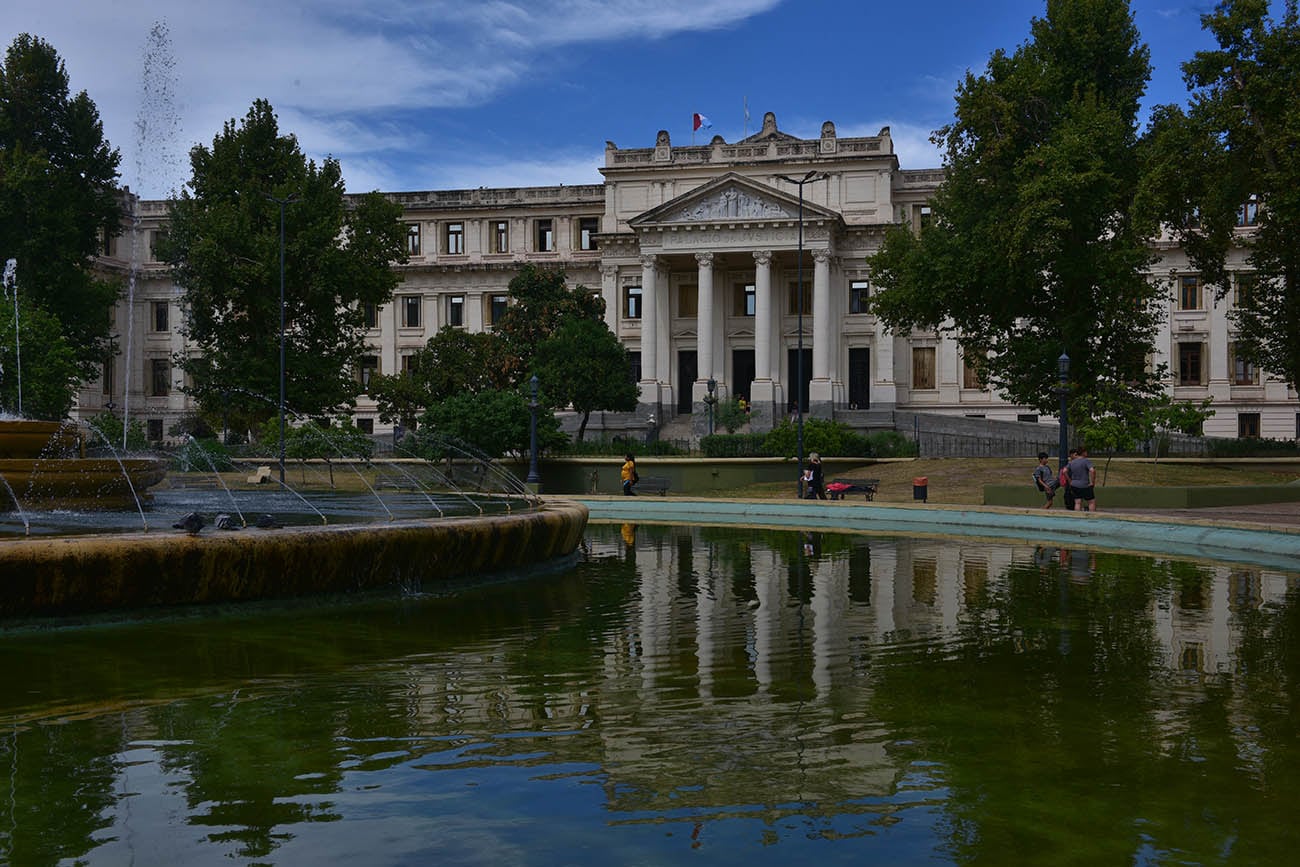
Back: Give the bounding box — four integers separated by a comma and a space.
712, 457, 1300, 505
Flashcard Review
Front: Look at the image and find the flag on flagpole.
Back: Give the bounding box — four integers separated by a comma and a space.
693, 112, 712, 131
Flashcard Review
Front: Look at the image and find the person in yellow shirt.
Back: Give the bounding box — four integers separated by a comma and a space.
620, 454, 638, 495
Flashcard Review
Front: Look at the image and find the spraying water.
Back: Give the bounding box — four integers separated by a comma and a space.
2, 259, 19, 416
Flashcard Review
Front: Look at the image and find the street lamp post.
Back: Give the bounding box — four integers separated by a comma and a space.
705, 377, 717, 436
527, 373, 541, 487
1056, 352, 1070, 471
776, 170, 824, 495
267, 192, 298, 485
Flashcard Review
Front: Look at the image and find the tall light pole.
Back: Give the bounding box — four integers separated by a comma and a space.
777, 170, 823, 493
1056, 352, 1070, 471
705, 377, 717, 436
267, 193, 297, 485
527, 373, 541, 487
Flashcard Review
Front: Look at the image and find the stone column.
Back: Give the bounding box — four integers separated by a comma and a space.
695, 251, 715, 394
600, 264, 619, 335
639, 255, 660, 410
750, 250, 776, 430
809, 249, 834, 416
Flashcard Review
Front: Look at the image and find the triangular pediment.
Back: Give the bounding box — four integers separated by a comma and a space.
629, 173, 837, 228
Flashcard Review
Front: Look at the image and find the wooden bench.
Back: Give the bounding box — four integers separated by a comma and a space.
826, 478, 880, 501
635, 476, 671, 496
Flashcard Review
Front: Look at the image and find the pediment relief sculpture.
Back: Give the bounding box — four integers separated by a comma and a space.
673, 187, 797, 222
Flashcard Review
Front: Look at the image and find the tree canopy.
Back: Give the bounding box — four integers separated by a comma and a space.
367, 326, 511, 429
1141, 0, 1300, 390
162, 99, 407, 436
533, 317, 639, 441
0, 34, 122, 416
869, 0, 1165, 419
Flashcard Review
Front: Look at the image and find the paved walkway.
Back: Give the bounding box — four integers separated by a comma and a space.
1106, 501, 1300, 531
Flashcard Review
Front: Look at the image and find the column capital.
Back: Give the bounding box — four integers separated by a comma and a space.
812, 248, 831, 263
695, 251, 715, 268
601, 263, 619, 278
753, 250, 773, 267
639, 254, 660, 271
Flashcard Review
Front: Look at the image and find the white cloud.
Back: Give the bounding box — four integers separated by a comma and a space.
6, 0, 780, 197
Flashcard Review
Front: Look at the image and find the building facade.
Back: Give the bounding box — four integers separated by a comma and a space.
84, 112, 1297, 443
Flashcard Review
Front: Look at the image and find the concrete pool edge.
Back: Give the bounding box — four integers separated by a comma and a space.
572, 497, 1300, 571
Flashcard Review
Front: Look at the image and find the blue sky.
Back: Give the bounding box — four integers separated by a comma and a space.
7, 1, 1233, 198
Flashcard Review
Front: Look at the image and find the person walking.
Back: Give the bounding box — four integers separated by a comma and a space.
621, 454, 638, 496
1032, 451, 1058, 509
808, 452, 827, 500
1066, 446, 1097, 512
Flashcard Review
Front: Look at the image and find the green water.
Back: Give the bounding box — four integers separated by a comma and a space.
2, 523, 1299, 865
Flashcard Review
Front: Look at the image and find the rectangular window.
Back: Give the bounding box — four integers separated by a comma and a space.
1234, 272, 1256, 307
1178, 342, 1204, 386
535, 219, 554, 252
406, 223, 421, 256
627, 350, 642, 383
1231, 343, 1258, 385
849, 280, 870, 315
677, 284, 697, 317
1179, 275, 1201, 311
787, 281, 812, 315
624, 285, 642, 320
1237, 194, 1260, 227
963, 354, 982, 389
447, 294, 465, 327
492, 220, 509, 253
401, 295, 422, 328
445, 222, 464, 254
102, 356, 115, 397
1238, 412, 1260, 438
356, 418, 374, 435
149, 358, 170, 397
912, 347, 936, 390
734, 283, 756, 317
489, 294, 508, 325
578, 217, 599, 251
358, 355, 379, 390
363, 302, 378, 329
147, 419, 163, 442
101, 227, 117, 257
1017, 413, 1039, 423
152, 301, 169, 333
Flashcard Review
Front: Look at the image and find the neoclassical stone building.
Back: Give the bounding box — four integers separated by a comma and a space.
85, 112, 1297, 442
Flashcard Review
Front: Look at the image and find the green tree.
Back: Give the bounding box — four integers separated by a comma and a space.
0, 34, 122, 412
367, 326, 511, 428
533, 318, 638, 441
869, 0, 1165, 418
259, 416, 374, 487
1076, 391, 1214, 481
0, 298, 81, 419
162, 99, 406, 437
418, 389, 564, 460
493, 264, 604, 384
1141, 0, 1300, 389
84, 410, 147, 452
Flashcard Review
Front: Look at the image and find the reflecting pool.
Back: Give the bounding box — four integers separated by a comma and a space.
3, 523, 1299, 865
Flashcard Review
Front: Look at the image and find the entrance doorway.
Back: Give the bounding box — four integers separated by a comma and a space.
677, 350, 697, 414
732, 349, 755, 402
848, 347, 870, 409
786, 347, 812, 414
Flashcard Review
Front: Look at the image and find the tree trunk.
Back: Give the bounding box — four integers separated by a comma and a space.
577, 410, 590, 442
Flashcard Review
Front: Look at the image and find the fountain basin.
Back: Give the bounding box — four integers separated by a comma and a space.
0, 420, 82, 459
1, 457, 170, 510
0, 501, 588, 618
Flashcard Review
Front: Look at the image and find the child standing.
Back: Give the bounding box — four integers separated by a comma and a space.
1032, 452, 1058, 509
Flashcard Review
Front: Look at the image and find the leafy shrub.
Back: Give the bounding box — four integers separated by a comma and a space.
700, 433, 771, 458
1206, 437, 1300, 457
864, 430, 918, 457
171, 436, 237, 472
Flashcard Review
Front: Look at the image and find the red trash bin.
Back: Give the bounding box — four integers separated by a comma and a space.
912, 476, 928, 503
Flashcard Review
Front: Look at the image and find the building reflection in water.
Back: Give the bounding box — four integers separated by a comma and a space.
3, 524, 1299, 864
